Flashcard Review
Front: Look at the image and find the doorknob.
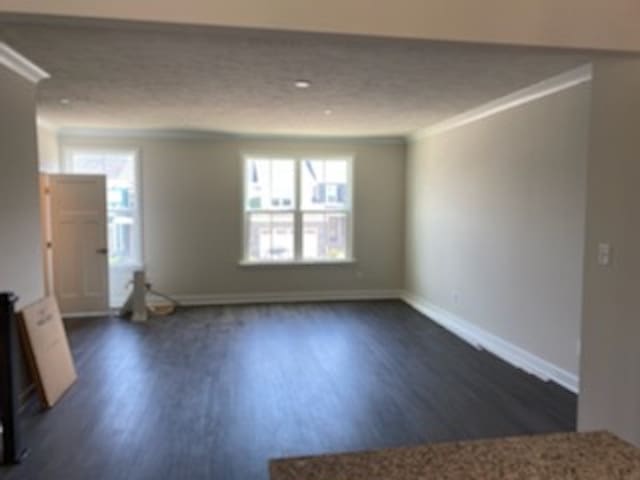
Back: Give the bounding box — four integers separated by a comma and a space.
96, 247, 108, 254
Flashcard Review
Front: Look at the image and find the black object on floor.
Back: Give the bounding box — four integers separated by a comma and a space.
3, 300, 576, 480
0, 292, 29, 465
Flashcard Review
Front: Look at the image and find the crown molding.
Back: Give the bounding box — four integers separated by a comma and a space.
411, 63, 592, 141
58, 127, 407, 145
0, 42, 50, 83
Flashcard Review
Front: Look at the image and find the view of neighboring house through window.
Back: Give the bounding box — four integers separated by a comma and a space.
301, 159, 350, 260
63, 148, 142, 306
245, 158, 296, 261
244, 157, 352, 263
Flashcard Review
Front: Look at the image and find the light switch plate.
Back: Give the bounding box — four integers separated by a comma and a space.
597, 243, 611, 266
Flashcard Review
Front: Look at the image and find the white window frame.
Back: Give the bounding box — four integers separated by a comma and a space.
61, 146, 145, 270
243, 158, 297, 263
241, 156, 354, 266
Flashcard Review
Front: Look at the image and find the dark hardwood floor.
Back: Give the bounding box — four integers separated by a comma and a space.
2, 300, 576, 480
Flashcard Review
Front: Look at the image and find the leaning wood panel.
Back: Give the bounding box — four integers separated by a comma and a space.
19, 296, 77, 407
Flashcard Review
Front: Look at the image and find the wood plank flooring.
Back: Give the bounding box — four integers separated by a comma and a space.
2, 301, 576, 480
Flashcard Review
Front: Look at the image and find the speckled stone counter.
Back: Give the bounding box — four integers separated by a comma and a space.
270, 431, 640, 479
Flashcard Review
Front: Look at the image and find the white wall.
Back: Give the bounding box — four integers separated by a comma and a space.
58, 134, 406, 301
578, 58, 640, 445
0, 65, 45, 309
405, 82, 591, 383
2, 0, 640, 52
37, 123, 60, 173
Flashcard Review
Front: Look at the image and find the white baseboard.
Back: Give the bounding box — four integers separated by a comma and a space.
64, 290, 401, 317
63, 310, 114, 319
158, 289, 403, 306
402, 292, 579, 393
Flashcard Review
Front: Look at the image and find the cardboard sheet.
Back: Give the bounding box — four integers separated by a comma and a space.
20, 296, 77, 407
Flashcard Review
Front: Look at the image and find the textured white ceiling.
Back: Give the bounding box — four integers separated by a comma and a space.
0, 16, 591, 136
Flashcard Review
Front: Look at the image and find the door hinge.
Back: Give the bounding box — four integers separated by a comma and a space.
44, 187, 51, 195
46, 241, 53, 249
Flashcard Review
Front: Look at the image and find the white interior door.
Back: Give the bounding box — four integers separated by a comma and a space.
62, 148, 142, 307
50, 174, 109, 314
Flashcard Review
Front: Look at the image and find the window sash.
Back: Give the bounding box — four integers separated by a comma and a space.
244, 211, 295, 262
301, 211, 351, 261
244, 158, 296, 212
300, 158, 352, 212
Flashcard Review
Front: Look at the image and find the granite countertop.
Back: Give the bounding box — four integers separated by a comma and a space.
270, 431, 640, 479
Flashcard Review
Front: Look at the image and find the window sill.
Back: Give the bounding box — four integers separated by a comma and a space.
238, 259, 357, 268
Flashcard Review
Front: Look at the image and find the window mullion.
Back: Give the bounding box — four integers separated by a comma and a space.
269, 213, 274, 261
294, 159, 302, 260
243, 212, 248, 260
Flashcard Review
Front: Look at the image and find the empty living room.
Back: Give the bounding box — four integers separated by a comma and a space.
1, 2, 640, 479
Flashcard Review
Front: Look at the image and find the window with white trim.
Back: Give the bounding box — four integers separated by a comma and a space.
244, 157, 352, 263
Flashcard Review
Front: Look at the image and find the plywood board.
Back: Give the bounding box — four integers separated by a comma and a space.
20, 296, 77, 407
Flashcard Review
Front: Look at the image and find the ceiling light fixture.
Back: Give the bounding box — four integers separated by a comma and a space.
294, 80, 311, 89
59, 98, 71, 105
324, 109, 333, 115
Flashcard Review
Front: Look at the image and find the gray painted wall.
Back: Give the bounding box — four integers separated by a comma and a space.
4, 0, 640, 52
578, 58, 640, 445
0, 65, 44, 309
58, 134, 406, 299
405, 83, 591, 377
0, 65, 43, 399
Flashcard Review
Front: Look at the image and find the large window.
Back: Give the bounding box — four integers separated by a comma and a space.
244, 157, 352, 263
